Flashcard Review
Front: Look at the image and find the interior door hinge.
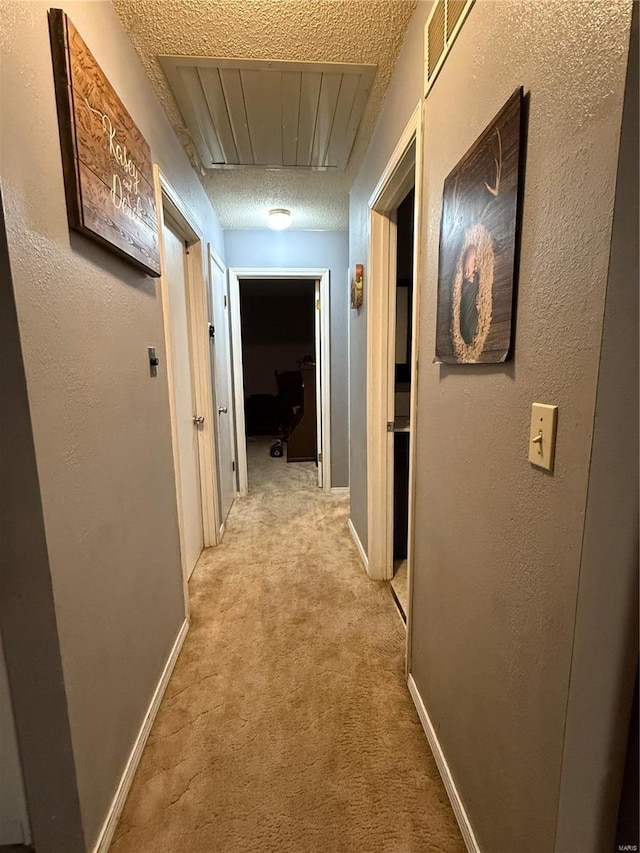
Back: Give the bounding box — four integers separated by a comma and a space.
316, 299, 320, 310
232, 460, 236, 472
224, 295, 228, 308
209, 323, 215, 338
318, 451, 323, 462
387, 421, 395, 432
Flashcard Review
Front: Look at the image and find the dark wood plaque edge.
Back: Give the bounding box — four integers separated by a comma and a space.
49, 9, 83, 230
48, 8, 161, 278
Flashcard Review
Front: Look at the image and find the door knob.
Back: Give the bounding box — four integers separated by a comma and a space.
217, 406, 228, 414
193, 415, 205, 425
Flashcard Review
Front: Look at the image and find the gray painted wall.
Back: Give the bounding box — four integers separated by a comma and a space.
1, 2, 224, 849
349, 0, 635, 850
0, 635, 30, 845
555, 5, 639, 847
224, 229, 350, 487
0, 197, 32, 852
0, 189, 86, 853
409, 2, 631, 851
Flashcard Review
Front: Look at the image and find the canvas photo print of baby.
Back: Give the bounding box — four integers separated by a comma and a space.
435, 87, 524, 364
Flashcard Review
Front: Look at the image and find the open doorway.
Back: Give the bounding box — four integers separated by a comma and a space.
240, 278, 317, 489
389, 187, 415, 622
366, 102, 423, 665
228, 268, 331, 495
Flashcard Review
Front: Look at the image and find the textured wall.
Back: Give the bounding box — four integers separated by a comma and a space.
407, 2, 633, 852
0, 1, 224, 848
0, 198, 32, 850
0, 638, 29, 845
555, 5, 639, 847
348, 1, 433, 551
0, 189, 85, 853
224, 229, 350, 487
348, 0, 634, 848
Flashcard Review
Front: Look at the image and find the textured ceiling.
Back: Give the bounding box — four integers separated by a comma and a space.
112, 0, 418, 230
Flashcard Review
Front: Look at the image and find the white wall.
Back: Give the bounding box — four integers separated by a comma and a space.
224, 229, 350, 487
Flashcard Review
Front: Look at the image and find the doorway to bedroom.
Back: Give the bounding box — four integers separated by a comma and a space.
241, 277, 316, 489
228, 268, 331, 495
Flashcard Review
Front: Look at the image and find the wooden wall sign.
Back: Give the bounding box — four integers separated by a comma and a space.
48, 9, 161, 276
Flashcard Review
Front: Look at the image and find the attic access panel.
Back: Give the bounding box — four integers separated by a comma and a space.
159, 56, 377, 171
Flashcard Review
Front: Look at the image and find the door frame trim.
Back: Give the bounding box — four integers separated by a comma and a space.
154, 166, 220, 600
227, 267, 331, 495
365, 101, 423, 673
207, 244, 238, 532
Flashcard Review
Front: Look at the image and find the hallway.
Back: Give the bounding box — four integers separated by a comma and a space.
110, 441, 464, 852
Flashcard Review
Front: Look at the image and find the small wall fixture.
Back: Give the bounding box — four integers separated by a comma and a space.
268, 208, 292, 230
351, 263, 364, 309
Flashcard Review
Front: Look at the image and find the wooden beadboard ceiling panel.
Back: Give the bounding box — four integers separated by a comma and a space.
159, 57, 377, 171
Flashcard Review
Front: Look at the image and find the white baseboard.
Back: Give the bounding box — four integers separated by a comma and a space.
347, 518, 368, 571
92, 619, 189, 853
331, 487, 350, 496
407, 675, 480, 853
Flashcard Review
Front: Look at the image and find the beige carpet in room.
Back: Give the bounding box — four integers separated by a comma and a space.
111, 438, 464, 853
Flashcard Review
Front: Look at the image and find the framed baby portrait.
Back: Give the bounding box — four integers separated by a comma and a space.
435, 87, 524, 364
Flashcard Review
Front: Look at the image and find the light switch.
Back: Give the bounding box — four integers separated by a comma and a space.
528, 403, 558, 472
148, 346, 159, 378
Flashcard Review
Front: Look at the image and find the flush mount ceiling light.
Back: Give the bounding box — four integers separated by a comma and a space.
268, 208, 292, 230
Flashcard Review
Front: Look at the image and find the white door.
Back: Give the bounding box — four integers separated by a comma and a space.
164, 220, 203, 579
209, 250, 236, 525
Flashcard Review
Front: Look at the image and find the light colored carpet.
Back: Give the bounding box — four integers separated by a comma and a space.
110, 438, 465, 853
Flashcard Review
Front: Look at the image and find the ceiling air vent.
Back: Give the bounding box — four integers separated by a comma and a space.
425, 0, 474, 96
159, 57, 377, 171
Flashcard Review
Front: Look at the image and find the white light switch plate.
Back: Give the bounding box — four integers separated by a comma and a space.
528, 403, 558, 472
